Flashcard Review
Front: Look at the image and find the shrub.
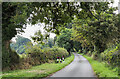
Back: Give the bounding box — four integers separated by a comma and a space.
26, 46, 69, 66
3, 45, 69, 71
43, 46, 69, 60
100, 45, 120, 66
26, 45, 48, 65
91, 51, 98, 60
87, 51, 92, 56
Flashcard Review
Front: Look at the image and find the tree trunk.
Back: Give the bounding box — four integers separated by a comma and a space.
2, 40, 19, 69
2, 40, 11, 69
67, 49, 71, 56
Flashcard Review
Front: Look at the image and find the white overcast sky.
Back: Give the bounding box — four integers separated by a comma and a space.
12, 23, 56, 42
11, 0, 119, 42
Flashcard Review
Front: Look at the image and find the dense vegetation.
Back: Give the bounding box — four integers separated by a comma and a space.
56, 28, 82, 55
4, 45, 69, 71
2, 2, 120, 78
4, 30, 70, 71
82, 54, 118, 77
10, 35, 32, 54
71, 3, 120, 77
2, 54, 74, 78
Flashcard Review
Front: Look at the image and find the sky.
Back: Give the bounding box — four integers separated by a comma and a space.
11, 23, 56, 42
110, 0, 119, 14
11, 0, 119, 42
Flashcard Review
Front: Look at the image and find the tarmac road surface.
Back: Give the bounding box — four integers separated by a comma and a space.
50, 53, 97, 79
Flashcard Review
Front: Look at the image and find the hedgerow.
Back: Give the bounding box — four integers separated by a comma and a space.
28, 46, 69, 64
43, 46, 69, 60
3, 45, 69, 71
101, 44, 120, 66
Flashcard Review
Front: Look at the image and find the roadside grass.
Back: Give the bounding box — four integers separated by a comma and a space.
2, 54, 74, 79
81, 54, 118, 78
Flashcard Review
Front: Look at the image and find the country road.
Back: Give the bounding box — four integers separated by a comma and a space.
50, 53, 97, 79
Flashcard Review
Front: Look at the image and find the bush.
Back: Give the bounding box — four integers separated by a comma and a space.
87, 51, 92, 56
43, 46, 69, 60
3, 45, 69, 71
100, 45, 120, 66
26, 46, 69, 66
25, 45, 48, 65
91, 51, 98, 60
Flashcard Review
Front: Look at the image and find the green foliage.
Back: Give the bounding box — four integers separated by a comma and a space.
56, 28, 73, 54
25, 44, 41, 54
87, 51, 92, 56
72, 5, 119, 53
116, 43, 120, 50
3, 2, 107, 42
10, 35, 32, 54
2, 1, 116, 64
3, 2, 115, 42
2, 3, 31, 41
40, 38, 55, 48
2, 2, 31, 69
56, 28, 82, 55
2, 54, 74, 78
29, 46, 48, 65
101, 45, 120, 66
31, 30, 55, 48
82, 55, 118, 77
3, 2, 120, 73
73, 41, 82, 52
31, 30, 44, 44
43, 46, 69, 60
46, 38, 54, 48
3, 45, 69, 71
2, 45, 11, 68
2, 45, 20, 69
25, 45, 69, 66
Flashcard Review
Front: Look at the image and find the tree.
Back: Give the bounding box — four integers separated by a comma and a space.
72, 7, 119, 54
10, 35, 32, 54
2, 2, 114, 68
3, 2, 114, 44
31, 30, 50, 45
3, 2, 113, 47
40, 38, 55, 48
46, 38, 54, 48
73, 41, 82, 52
2, 3, 32, 68
56, 28, 73, 55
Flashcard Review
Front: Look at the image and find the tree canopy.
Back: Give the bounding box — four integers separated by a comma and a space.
3, 2, 115, 42
2, 2, 119, 68
56, 28, 73, 55
72, 4, 119, 53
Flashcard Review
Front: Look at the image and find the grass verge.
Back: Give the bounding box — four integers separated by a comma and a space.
81, 54, 118, 78
2, 54, 74, 79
